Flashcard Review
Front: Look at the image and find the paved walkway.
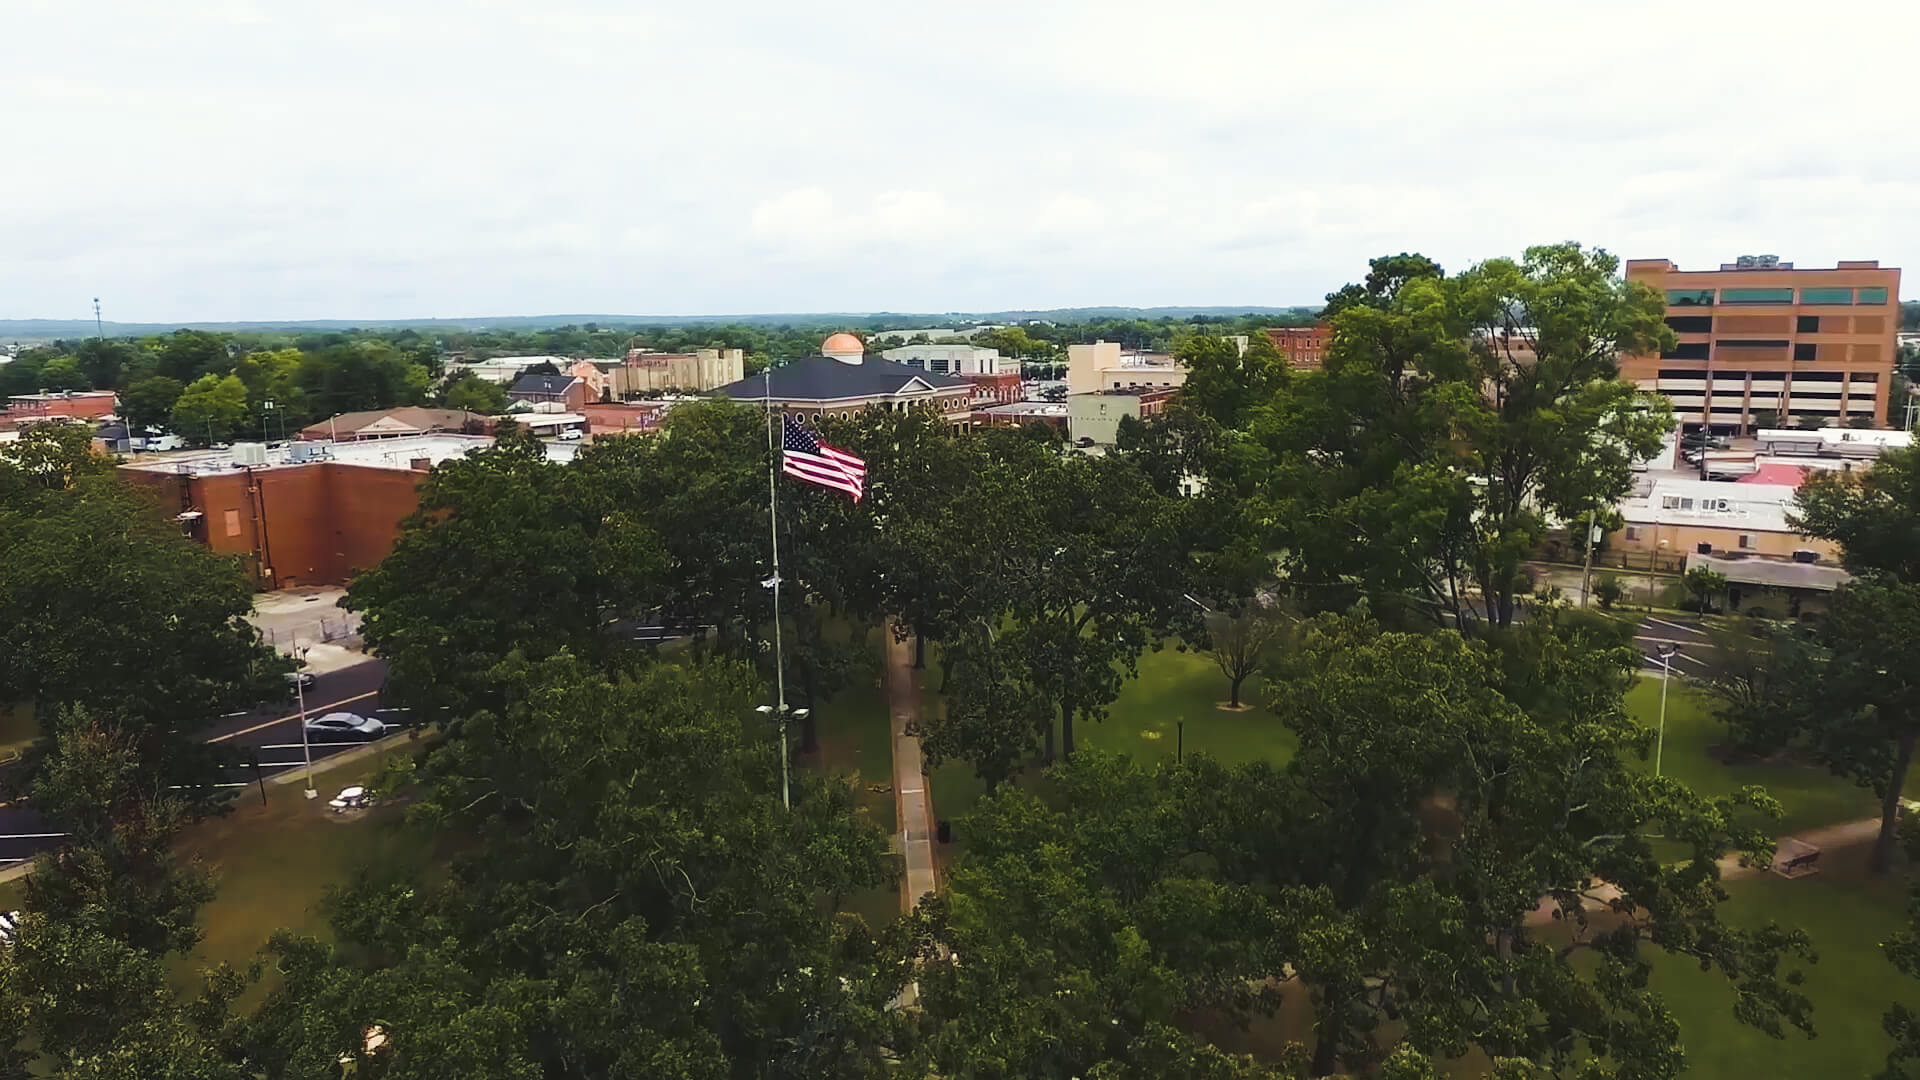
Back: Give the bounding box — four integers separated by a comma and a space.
884, 622, 938, 914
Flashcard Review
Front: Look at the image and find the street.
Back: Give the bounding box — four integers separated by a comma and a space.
0, 658, 400, 868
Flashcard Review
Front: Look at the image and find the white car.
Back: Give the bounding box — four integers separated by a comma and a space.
0, 911, 18, 946
303, 712, 391, 742
555, 429, 583, 441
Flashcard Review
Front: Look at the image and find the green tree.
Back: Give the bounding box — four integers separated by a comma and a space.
345, 425, 621, 714
1320, 251, 1444, 318
439, 368, 509, 414
1682, 564, 1728, 612
152, 330, 231, 383
170, 374, 250, 446
120, 375, 185, 435
1792, 445, 1920, 581
0, 439, 282, 790
245, 655, 901, 1078
74, 338, 143, 391
1199, 601, 1284, 709
36, 355, 89, 391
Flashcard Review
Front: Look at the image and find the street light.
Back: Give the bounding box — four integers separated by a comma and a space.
756, 704, 810, 809
293, 644, 316, 799
1655, 644, 1678, 778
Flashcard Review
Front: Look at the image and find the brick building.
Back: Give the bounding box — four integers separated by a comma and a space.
1265, 324, 1331, 369
710, 334, 973, 423
6, 390, 118, 421
509, 373, 590, 411
298, 407, 491, 442
119, 435, 576, 588
1623, 256, 1900, 432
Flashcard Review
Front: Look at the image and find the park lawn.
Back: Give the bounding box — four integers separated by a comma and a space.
805, 623, 897, 836
1626, 678, 1880, 834
168, 744, 433, 1003
1650, 854, 1917, 1079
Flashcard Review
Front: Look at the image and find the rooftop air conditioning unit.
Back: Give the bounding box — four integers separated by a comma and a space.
231, 442, 268, 466
1792, 550, 1820, 564
1696, 542, 1713, 554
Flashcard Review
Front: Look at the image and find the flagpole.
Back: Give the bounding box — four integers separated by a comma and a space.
764, 367, 791, 810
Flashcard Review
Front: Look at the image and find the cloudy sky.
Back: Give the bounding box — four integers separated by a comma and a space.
4, 0, 1915, 322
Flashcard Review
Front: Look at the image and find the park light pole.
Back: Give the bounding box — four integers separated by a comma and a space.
1655, 644, 1678, 778
756, 704, 809, 810
293, 644, 316, 799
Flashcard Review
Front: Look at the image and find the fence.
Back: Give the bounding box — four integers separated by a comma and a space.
1537, 543, 1686, 575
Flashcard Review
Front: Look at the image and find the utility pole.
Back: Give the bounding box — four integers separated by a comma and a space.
293, 645, 316, 799
1579, 506, 1599, 608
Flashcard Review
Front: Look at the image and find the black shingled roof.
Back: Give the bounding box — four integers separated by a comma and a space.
509, 373, 582, 396
710, 356, 971, 402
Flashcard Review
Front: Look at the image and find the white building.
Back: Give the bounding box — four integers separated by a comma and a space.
454, 356, 573, 384
1066, 340, 1186, 395
881, 343, 1016, 376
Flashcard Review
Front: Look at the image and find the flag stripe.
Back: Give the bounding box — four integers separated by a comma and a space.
784, 457, 862, 497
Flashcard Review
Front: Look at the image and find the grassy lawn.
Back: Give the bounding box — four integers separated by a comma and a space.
1626, 678, 1880, 834
0, 702, 36, 759
805, 623, 897, 836
1652, 851, 1916, 1079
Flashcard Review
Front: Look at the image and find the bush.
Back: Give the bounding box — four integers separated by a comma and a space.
1593, 576, 1624, 611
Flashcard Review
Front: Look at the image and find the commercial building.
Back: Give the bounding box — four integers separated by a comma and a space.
1068, 387, 1176, 446
710, 333, 973, 422
1685, 550, 1850, 620
583, 401, 671, 436
6, 390, 118, 421
880, 343, 1016, 377
1623, 256, 1900, 432
453, 356, 572, 385
1266, 324, 1331, 369
1611, 475, 1838, 565
973, 400, 1068, 431
607, 348, 745, 397
119, 435, 578, 588
1066, 341, 1187, 395
298, 407, 491, 442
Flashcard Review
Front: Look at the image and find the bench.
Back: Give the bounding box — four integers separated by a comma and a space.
1771, 837, 1821, 878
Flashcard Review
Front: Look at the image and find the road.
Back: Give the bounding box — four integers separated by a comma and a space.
1628, 611, 1718, 676
0, 657, 400, 868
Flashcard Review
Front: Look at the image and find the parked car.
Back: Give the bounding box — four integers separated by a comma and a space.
284, 671, 317, 695
303, 712, 390, 742
556, 429, 583, 441
0, 911, 18, 946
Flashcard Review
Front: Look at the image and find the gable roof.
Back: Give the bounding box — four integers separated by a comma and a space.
709, 356, 971, 402
510, 373, 584, 396
299, 407, 482, 439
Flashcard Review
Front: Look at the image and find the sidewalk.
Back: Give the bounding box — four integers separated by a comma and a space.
884, 622, 937, 915
249, 587, 363, 665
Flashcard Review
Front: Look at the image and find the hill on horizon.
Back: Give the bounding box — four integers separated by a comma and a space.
0, 306, 1318, 343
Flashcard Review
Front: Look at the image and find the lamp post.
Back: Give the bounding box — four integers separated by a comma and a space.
756, 704, 810, 809
293, 644, 316, 799
1655, 644, 1678, 778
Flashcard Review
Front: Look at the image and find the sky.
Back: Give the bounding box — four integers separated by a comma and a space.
3, 0, 1917, 322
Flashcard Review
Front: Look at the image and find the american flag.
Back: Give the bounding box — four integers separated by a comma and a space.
781, 414, 865, 500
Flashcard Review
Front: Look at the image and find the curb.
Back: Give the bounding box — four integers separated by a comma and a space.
0, 730, 422, 887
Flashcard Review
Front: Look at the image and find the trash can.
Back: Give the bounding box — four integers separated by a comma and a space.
936, 819, 952, 844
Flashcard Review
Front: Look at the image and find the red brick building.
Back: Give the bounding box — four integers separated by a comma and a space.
6, 390, 118, 421
1264, 325, 1331, 369
964, 372, 1023, 406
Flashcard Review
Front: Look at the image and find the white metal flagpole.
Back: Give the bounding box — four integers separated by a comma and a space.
764, 367, 792, 810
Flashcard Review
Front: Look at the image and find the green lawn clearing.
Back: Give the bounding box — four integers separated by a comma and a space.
0, 702, 36, 760
1626, 678, 1880, 834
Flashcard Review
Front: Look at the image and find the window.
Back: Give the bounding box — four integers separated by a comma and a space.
1657, 368, 1705, 379
1751, 370, 1786, 381
1739, 533, 1753, 549
1665, 315, 1713, 334
223, 509, 242, 538
1720, 288, 1794, 304
1797, 315, 1820, 333
1794, 343, 1816, 363
1857, 287, 1889, 304
1625, 526, 1640, 541
1800, 287, 1853, 305
1661, 342, 1710, 360
1718, 339, 1789, 348
1853, 372, 1879, 383
1797, 370, 1844, 382
1667, 288, 1715, 306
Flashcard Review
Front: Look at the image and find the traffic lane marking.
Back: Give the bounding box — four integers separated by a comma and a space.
1644, 616, 1707, 637
207, 690, 383, 743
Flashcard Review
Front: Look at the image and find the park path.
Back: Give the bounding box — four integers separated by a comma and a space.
885, 621, 938, 915
1523, 814, 1884, 927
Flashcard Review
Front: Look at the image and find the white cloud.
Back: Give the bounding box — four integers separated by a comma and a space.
0, 0, 1915, 320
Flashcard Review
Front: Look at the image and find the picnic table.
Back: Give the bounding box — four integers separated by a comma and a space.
1771, 837, 1821, 878
328, 786, 369, 814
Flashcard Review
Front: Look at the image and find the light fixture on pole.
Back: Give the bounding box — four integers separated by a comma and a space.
293, 644, 317, 799
756, 703, 810, 809
1655, 644, 1678, 778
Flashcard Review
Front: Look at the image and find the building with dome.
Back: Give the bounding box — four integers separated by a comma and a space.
710, 332, 974, 423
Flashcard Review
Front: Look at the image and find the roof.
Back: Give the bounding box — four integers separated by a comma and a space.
1687, 552, 1851, 592
1739, 463, 1810, 486
300, 407, 481, 438
509, 373, 583, 396
710, 356, 971, 402
1619, 477, 1801, 533
121, 434, 577, 476
978, 401, 1068, 416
